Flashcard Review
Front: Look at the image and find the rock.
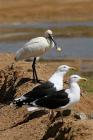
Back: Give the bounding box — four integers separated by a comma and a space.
63, 109, 71, 116
88, 113, 93, 119
74, 112, 87, 120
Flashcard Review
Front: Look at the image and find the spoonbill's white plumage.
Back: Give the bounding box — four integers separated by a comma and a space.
12, 65, 75, 108
27, 75, 87, 122
15, 30, 61, 83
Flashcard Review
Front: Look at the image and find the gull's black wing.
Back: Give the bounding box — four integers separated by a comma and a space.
34, 90, 70, 109
23, 81, 56, 101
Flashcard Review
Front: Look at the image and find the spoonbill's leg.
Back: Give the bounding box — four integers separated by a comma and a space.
32, 57, 39, 83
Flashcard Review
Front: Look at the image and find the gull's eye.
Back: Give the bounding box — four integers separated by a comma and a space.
63, 66, 66, 68
73, 76, 77, 79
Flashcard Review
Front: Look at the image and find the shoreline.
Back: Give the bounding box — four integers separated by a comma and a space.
0, 53, 93, 73
0, 21, 93, 41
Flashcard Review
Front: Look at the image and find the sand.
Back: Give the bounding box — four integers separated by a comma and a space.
0, 53, 93, 140
0, 0, 93, 23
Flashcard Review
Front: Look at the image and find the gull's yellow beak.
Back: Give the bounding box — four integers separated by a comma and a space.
70, 67, 77, 70
80, 77, 87, 81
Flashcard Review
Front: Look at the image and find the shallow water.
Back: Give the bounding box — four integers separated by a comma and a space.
0, 21, 93, 60
0, 37, 93, 60
1, 21, 93, 29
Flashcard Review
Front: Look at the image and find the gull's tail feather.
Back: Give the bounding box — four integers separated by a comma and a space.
27, 107, 39, 112
12, 96, 27, 107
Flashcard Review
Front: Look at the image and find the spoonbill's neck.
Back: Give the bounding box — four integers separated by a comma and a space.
46, 37, 54, 48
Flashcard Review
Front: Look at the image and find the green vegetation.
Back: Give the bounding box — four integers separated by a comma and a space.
80, 74, 93, 95
66, 70, 93, 95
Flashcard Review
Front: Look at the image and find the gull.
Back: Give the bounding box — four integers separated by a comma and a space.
15, 30, 62, 83
12, 65, 75, 108
27, 75, 87, 122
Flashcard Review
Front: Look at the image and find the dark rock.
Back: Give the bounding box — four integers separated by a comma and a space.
74, 112, 87, 120
63, 109, 71, 116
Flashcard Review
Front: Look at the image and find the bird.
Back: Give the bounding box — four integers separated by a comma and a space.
15, 30, 62, 83
27, 75, 87, 122
12, 65, 75, 108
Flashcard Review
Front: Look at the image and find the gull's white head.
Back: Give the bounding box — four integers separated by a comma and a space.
69, 75, 87, 83
57, 65, 76, 74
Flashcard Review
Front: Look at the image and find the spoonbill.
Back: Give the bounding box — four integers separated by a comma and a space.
15, 30, 62, 83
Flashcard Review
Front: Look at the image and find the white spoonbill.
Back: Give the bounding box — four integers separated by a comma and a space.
15, 30, 62, 83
